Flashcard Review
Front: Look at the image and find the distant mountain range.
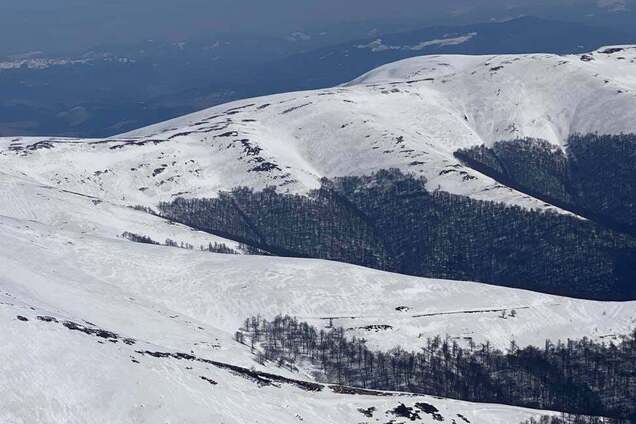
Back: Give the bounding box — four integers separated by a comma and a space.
249, 16, 636, 93
1, 17, 634, 138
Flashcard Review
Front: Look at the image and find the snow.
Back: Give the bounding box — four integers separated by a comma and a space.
355, 32, 478, 52
2, 47, 636, 423
2, 303, 554, 424
349, 46, 636, 145
1, 208, 579, 423
0, 215, 574, 424
3, 46, 636, 214
0, 171, 243, 252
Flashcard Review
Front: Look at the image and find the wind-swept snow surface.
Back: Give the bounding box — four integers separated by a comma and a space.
1, 211, 581, 424
0, 214, 621, 424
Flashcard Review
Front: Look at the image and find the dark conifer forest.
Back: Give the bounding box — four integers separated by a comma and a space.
240, 315, 636, 421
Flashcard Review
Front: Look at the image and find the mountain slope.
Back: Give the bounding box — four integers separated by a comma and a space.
2, 47, 636, 300
1, 179, 634, 422
2, 47, 636, 422
2, 213, 634, 353
2, 46, 635, 211
1, 282, 558, 424
252, 16, 636, 95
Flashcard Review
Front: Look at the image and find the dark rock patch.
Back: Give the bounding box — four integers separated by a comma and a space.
136, 350, 322, 392
200, 376, 218, 385
281, 103, 312, 115
37, 316, 58, 323
225, 103, 255, 113
350, 324, 393, 332
330, 385, 392, 396
240, 139, 262, 156
457, 413, 471, 423
600, 47, 624, 54
216, 131, 239, 138
63, 321, 119, 340
250, 162, 280, 172
415, 402, 444, 421
358, 407, 376, 417
391, 403, 420, 421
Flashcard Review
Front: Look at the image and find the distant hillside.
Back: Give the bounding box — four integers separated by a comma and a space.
1, 17, 633, 137
234, 17, 636, 96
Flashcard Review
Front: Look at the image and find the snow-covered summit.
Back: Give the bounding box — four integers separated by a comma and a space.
2, 47, 636, 214
349, 45, 636, 144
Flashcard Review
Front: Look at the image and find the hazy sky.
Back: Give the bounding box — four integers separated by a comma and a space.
1, 0, 633, 55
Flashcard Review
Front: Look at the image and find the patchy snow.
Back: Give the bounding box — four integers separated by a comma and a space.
3, 47, 636, 215
355, 32, 478, 52
0, 53, 134, 70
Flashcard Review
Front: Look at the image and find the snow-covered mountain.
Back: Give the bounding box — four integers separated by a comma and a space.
2, 47, 636, 423
3, 46, 636, 214
5, 16, 632, 138
2, 201, 634, 423
254, 16, 636, 97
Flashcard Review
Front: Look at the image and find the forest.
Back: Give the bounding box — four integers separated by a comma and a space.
121, 231, 239, 254
158, 167, 636, 300
238, 315, 636, 421
454, 134, 636, 235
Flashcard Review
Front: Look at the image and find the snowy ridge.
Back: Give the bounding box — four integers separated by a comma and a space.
0, 171, 242, 251
2, 46, 636, 213
349, 46, 636, 145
